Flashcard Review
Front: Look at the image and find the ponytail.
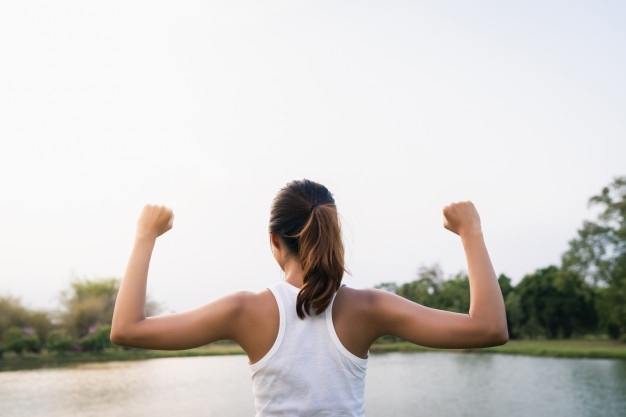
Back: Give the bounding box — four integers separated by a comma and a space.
269, 179, 347, 319
295, 204, 345, 319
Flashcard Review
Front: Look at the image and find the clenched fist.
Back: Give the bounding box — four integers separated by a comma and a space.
442, 201, 482, 237
136, 204, 174, 239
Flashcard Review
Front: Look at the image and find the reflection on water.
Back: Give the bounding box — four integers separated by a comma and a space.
1, 353, 625, 417
366, 352, 626, 417
0, 356, 254, 417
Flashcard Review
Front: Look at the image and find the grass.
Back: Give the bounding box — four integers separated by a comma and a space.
481, 338, 626, 359
371, 338, 626, 359
1, 339, 625, 371
0, 343, 245, 371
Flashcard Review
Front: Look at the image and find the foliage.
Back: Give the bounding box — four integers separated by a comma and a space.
79, 325, 113, 353
392, 265, 473, 313
395, 264, 445, 307
562, 176, 626, 339
379, 263, 600, 341
0, 277, 162, 355
26, 311, 55, 348
433, 272, 470, 313
0, 297, 54, 351
1, 326, 41, 354
374, 282, 398, 293
0, 296, 28, 339
509, 266, 597, 339
46, 330, 76, 353
59, 278, 119, 339
58, 277, 162, 340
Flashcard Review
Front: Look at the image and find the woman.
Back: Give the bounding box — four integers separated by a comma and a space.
111, 179, 508, 416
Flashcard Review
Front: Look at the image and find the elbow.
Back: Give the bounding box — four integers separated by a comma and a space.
109, 327, 125, 347
109, 324, 134, 347
484, 323, 509, 346
490, 327, 509, 346
473, 317, 508, 347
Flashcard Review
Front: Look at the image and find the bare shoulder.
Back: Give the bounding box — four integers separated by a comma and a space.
215, 289, 276, 324
332, 287, 393, 357
235, 288, 279, 363
334, 286, 395, 312
238, 288, 276, 312
334, 286, 428, 340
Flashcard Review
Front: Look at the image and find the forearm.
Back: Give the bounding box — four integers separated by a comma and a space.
461, 231, 507, 335
111, 234, 156, 335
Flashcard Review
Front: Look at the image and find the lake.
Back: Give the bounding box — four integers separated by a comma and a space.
1, 352, 625, 416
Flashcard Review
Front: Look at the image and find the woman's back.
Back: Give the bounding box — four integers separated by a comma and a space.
250, 281, 367, 417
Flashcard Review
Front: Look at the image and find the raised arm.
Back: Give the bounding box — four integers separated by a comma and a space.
368, 201, 508, 349
110, 205, 247, 350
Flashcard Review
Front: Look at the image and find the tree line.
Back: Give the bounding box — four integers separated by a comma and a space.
0, 278, 160, 357
1, 176, 625, 356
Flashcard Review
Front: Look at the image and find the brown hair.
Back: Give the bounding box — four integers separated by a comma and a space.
269, 179, 346, 319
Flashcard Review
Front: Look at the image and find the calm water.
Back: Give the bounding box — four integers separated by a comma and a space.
1, 352, 625, 417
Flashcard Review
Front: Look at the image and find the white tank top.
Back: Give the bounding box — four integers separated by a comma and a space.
250, 281, 368, 417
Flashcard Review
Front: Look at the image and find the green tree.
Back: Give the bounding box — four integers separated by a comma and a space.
504, 290, 523, 339
80, 325, 113, 353
59, 277, 162, 341
514, 266, 597, 339
1, 326, 41, 354
374, 282, 398, 293
562, 176, 626, 339
46, 330, 76, 353
498, 274, 514, 300
0, 296, 29, 338
433, 272, 470, 313
396, 264, 444, 306
59, 277, 120, 338
0, 296, 53, 348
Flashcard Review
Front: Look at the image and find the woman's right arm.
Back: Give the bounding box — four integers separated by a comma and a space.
368, 201, 508, 349
110, 205, 249, 350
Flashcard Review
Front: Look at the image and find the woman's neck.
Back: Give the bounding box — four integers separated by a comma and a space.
282, 257, 304, 288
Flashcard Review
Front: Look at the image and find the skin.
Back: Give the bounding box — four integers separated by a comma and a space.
111, 201, 508, 363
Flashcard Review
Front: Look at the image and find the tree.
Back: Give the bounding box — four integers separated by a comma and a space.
59, 278, 119, 339
80, 325, 113, 353
59, 277, 162, 340
562, 176, 626, 339
374, 282, 398, 293
0, 296, 29, 338
396, 264, 444, 307
0, 296, 53, 348
498, 274, 514, 300
513, 266, 597, 339
1, 326, 41, 354
46, 330, 76, 353
433, 272, 470, 313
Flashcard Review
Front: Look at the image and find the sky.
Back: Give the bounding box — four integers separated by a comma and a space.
1, 0, 625, 314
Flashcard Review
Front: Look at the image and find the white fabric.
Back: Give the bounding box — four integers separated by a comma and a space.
250, 281, 368, 417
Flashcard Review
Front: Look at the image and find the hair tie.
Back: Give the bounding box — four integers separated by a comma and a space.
309, 203, 320, 214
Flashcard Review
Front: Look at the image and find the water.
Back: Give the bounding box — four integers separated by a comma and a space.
1, 352, 625, 417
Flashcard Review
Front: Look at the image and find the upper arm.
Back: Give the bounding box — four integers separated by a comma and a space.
367, 289, 507, 349
110, 291, 250, 350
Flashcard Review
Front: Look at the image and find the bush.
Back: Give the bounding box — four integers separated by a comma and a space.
46, 330, 76, 353
2, 327, 42, 354
79, 325, 112, 353
22, 334, 41, 353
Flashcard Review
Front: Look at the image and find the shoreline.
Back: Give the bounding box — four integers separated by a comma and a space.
2, 339, 625, 372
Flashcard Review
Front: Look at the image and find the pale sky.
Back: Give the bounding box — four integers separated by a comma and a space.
1, 1, 625, 313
